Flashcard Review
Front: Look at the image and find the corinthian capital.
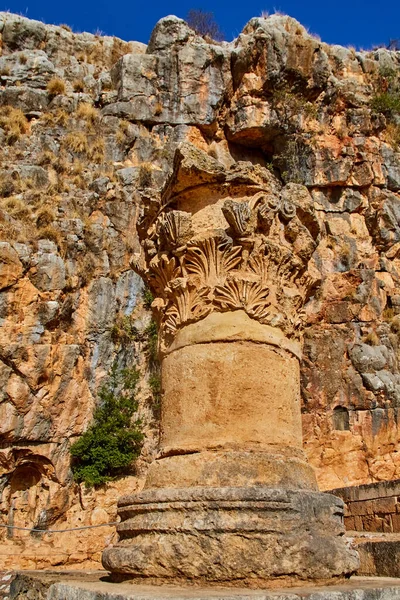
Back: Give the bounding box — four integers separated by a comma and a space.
132, 144, 321, 351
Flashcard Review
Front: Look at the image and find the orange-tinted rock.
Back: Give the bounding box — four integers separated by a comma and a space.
0, 8, 399, 571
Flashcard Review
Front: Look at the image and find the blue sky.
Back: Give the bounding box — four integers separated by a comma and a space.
1, 0, 399, 49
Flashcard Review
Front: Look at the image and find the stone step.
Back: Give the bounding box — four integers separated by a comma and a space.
350, 532, 400, 578
9, 571, 400, 600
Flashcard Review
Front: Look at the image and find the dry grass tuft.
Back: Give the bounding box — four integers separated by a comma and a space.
63, 130, 105, 163
64, 131, 89, 154
76, 102, 99, 126
363, 331, 380, 346
53, 152, 69, 174
1, 196, 32, 222
37, 225, 63, 248
0, 172, 17, 196
383, 306, 396, 322
73, 79, 85, 93
36, 206, 56, 228
0, 106, 29, 144
391, 314, 400, 333
111, 38, 132, 66
384, 123, 400, 151
154, 101, 163, 116
47, 77, 66, 96
38, 149, 57, 166
138, 162, 153, 188
86, 39, 106, 65
116, 120, 131, 145
42, 108, 69, 127
89, 137, 105, 162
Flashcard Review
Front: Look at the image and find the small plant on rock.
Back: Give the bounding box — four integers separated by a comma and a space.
73, 79, 85, 93
70, 363, 144, 487
371, 92, 400, 118
371, 68, 400, 125
76, 102, 98, 126
64, 131, 89, 154
142, 286, 154, 310
111, 313, 139, 346
47, 77, 66, 96
186, 9, 224, 41
0, 106, 29, 144
138, 162, 153, 188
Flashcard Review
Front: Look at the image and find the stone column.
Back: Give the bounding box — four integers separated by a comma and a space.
102, 159, 359, 585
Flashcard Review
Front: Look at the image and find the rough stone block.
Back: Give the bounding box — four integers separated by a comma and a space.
392, 513, 400, 531
349, 500, 373, 516
102, 486, 359, 585
344, 516, 356, 530
372, 497, 397, 514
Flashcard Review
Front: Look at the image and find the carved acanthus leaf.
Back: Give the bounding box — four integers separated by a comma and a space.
130, 253, 147, 277
184, 237, 242, 287
214, 277, 271, 321
247, 252, 269, 283
148, 255, 181, 298
163, 281, 212, 336
222, 200, 252, 236
158, 210, 193, 249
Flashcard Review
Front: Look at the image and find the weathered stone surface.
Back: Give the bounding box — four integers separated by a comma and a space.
160, 338, 302, 454
102, 487, 358, 584
9, 571, 400, 600
111, 17, 231, 125
356, 538, 400, 577
0, 242, 23, 290
0, 6, 400, 572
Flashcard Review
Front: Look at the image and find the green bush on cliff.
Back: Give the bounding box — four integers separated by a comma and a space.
371, 92, 400, 118
70, 363, 144, 487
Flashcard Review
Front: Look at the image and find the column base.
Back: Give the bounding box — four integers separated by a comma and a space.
102, 486, 359, 586
144, 450, 318, 490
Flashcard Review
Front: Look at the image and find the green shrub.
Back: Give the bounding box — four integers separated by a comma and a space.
371, 92, 400, 118
111, 314, 139, 345
142, 286, 154, 310
70, 363, 143, 486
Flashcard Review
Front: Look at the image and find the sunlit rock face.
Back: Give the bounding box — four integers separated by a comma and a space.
0, 9, 399, 570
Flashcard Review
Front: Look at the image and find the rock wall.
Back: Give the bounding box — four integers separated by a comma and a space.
1, 11, 400, 568
334, 479, 400, 532
0, 13, 157, 568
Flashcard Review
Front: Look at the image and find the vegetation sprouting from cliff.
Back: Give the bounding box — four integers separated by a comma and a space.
70, 363, 144, 487
371, 67, 400, 149
186, 9, 225, 41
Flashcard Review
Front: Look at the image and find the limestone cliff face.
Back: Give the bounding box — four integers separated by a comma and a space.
0, 11, 400, 567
